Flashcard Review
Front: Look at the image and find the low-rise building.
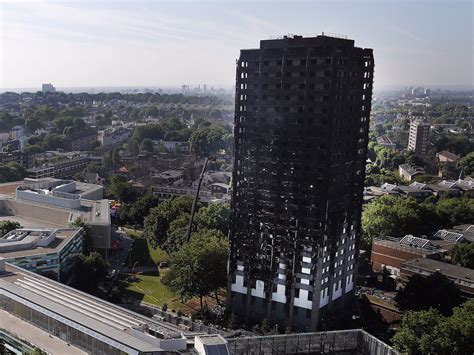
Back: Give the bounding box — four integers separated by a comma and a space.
0, 262, 190, 354
398, 164, 425, 182
70, 130, 97, 151
0, 151, 33, 168
26, 157, 90, 179
401, 258, 474, 296
436, 150, 460, 163
97, 126, 132, 148
0, 179, 110, 249
371, 235, 444, 277
0, 228, 83, 280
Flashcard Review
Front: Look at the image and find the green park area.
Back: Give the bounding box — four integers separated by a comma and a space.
120, 229, 214, 314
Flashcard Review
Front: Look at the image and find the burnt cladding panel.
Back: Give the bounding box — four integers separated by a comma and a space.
230, 35, 374, 329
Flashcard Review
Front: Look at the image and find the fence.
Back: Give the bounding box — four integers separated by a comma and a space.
227, 329, 398, 355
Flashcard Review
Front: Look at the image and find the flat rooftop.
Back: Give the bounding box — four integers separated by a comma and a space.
0, 310, 86, 355
373, 237, 441, 255
0, 214, 64, 229
0, 263, 191, 353
0, 228, 79, 259
403, 258, 474, 282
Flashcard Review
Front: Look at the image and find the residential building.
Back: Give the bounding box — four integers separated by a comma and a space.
0, 151, 33, 168
69, 130, 98, 151
398, 164, 425, 181
376, 135, 396, 150
26, 157, 90, 179
371, 236, 444, 277
436, 150, 460, 163
41, 83, 56, 93
401, 258, 474, 296
9, 126, 25, 140
407, 120, 430, 156
228, 34, 374, 330
97, 126, 132, 148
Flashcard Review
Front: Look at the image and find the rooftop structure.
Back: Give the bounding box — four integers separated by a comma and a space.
399, 235, 431, 248
371, 236, 443, 277
436, 150, 460, 163
398, 164, 425, 182
229, 34, 374, 331
433, 229, 465, 243
0, 228, 83, 279
0, 179, 110, 249
0, 262, 194, 354
401, 258, 474, 296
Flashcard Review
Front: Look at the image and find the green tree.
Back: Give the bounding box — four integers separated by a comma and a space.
449, 243, 474, 268
361, 196, 438, 248
118, 193, 160, 226
169, 229, 228, 307
189, 124, 228, 156
0, 162, 27, 183
0, 220, 20, 236
457, 152, 474, 176
109, 174, 138, 203
139, 138, 154, 152
393, 299, 474, 355
195, 202, 231, 235
143, 196, 194, 248
163, 213, 190, 253
71, 218, 93, 254
395, 272, 462, 316
71, 252, 108, 293
436, 198, 474, 227
43, 133, 68, 150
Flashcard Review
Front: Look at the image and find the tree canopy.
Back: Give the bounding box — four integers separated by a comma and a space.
457, 152, 474, 176
143, 196, 194, 249
169, 229, 228, 308
449, 243, 474, 269
0, 162, 27, 183
395, 272, 462, 316
0, 220, 20, 236
392, 299, 474, 355
361, 195, 474, 249
71, 252, 108, 293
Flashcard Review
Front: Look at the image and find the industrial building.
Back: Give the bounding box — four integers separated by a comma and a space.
228, 34, 374, 330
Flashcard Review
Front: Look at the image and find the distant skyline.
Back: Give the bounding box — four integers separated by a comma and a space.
1, 0, 473, 91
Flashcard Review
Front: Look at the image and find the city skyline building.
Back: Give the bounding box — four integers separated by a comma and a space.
41, 83, 56, 93
228, 34, 374, 330
408, 119, 430, 156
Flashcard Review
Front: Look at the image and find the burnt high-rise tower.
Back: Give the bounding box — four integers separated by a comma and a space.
228, 34, 374, 331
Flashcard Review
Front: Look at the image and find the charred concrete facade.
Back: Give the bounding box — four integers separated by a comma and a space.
228, 35, 374, 331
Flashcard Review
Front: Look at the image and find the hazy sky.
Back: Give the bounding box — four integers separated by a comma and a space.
1, 0, 473, 90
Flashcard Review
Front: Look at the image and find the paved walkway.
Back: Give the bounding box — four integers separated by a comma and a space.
0, 310, 86, 355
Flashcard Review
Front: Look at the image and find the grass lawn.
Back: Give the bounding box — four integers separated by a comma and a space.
120, 271, 225, 315
120, 228, 224, 315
